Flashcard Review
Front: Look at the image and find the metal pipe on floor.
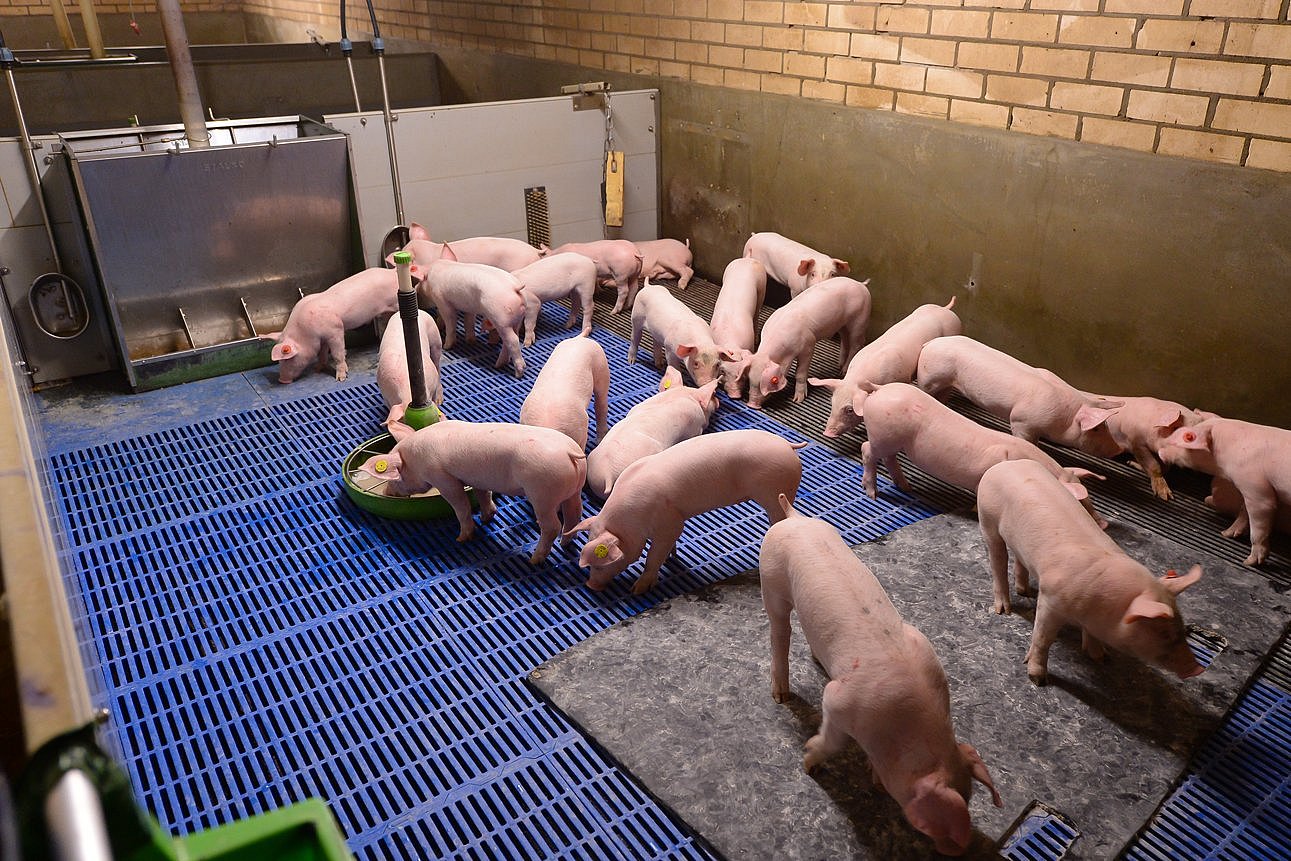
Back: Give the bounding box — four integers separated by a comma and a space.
45, 770, 113, 861
155, 0, 210, 149
75, 0, 106, 59
49, 0, 78, 51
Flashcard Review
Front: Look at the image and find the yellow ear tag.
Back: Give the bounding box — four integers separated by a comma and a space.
594, 544, 609, 559
662, 379, 672, 389
374, 459, 389, 474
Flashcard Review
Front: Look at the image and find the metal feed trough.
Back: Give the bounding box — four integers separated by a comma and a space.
49, 116, 360, 390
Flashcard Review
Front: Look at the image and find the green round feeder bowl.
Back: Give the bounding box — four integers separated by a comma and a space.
342, 432, 476, 520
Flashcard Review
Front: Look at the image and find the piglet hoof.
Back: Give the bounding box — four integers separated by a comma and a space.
992, 600, 1010, 615
631, 572, 658, 595
1244, 550, 1266, 567
512, 363, 526, 379
455, 530, 474, 543
335, 367, 348, 382
523, 336, 536, 348
1015, 585, 1036, 598
528, 550, 548, 565
772, 690, 789, 704
584, 579, 606, 592
1221, 525, 1247, 539
1151, 481, 1172, 501
1028, 672, 1048, 687
792, 391, 806, 404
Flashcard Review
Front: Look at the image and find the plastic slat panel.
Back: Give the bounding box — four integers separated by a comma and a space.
47, 318, 934, 858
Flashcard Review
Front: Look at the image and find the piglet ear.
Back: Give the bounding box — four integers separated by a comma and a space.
833, 258, 851, 275
675, 343, 697, 358
563, 517, 596, 540
385, 418, 416, 443
1154, 406, 1183, 429
958, 742, 1003, 807
696, 379, 720, 404
796, 258, 815, 277
718, 348, 741, 362
851, 387, 869, 418
903, 781, 972, 856
659, 367, 684, 391
578, 533, 622, 567
1161, 564, 1202, 594
409, 222, 431, 241
1077, 405, 1115, 432
1125, 594, 1174, 624
270, 340, 296, 361
1061, 481, 1089, 501
440, 242, 459, 262
1172, 426, 1210, 450
384, 252, 398, 268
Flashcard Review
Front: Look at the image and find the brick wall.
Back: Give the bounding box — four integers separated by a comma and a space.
199, 2, 1291, 172
0, 0, 241, 15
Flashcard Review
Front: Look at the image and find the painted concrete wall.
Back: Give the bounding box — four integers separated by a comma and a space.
428, 45, 1291, 428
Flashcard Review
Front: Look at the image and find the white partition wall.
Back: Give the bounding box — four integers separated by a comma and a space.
327, 89, 661, 266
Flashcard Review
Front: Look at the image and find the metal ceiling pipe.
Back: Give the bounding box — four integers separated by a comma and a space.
155, 0, 210, 148
75, 0, 106, 59
49, 0, 78, 50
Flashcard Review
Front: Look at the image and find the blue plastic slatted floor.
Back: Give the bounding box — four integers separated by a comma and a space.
48, 322, 937, 859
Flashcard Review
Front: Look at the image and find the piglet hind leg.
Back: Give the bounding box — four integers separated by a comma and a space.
559, 492, 583, 547
529, 498, 564, 564
1240, 486, 1276, 565
761, 565, 794, 703
803, 680, 850, 773
632, 522, 684, 595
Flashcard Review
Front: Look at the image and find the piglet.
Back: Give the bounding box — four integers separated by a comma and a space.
568, 429, 806, 593
1074, 394, 1203, 500
510, 252, 598, 346
1158, 417, 1291, 566
746, 276, 872, 407
377, 310, 444, 424
709, 258, 768, 398
418, 244, 527, 378
917, 335, 1123, 457
760, 494, 1002, 855
629, 281, 737, 386
860, 382, 1106, 526
519, 337, 609, 451
585, 367, 720, 498
635, 238, 694, 290
809, 297, 961, 438
743, 231, 850, 297
977, 458, 1205, 684
396, 223, 541, 274
544, 239, 644, 313
268, 267, 400, 383
354, 419, 585, 564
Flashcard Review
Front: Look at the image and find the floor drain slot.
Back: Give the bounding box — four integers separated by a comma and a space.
999, 801, 1080, 860
1187, 625, 1228, 668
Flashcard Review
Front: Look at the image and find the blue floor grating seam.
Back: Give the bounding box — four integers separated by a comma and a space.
46, 321, 936, 858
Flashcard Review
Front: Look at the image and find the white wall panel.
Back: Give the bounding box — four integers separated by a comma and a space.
328, 90, 661, 266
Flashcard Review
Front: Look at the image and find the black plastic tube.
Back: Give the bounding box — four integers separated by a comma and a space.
364, 0, 381, 42
397, 289, 428, 410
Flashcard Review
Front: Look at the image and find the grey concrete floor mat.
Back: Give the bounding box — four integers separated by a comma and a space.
528, 513, 1289, 859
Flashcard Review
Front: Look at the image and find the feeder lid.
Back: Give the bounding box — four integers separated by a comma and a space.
392, 251, 412, 266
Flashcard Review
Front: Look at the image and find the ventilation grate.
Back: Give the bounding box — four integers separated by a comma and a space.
48, 315, 936, 858
524, 186, 550, 250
